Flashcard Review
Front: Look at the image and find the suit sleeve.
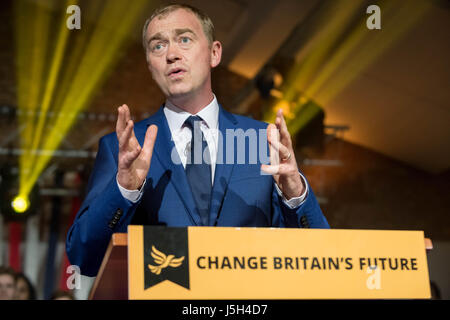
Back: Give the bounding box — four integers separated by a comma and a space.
271, 172, 330, 229
65, 135, 140, 276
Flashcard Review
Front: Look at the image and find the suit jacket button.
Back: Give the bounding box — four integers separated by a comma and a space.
300, 216, 309, 228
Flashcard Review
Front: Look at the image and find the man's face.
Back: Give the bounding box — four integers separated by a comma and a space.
0, 274, 15, 300
144, 9, 221, 102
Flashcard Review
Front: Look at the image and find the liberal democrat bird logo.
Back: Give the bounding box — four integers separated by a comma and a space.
148, 245, 185, 275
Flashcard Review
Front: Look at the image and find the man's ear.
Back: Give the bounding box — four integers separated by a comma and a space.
210, 40, 222, 68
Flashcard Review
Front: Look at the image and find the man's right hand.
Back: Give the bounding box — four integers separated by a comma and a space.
116, 104, 158, 190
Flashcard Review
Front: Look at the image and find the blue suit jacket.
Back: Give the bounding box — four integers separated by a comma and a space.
66, 106, 329, 276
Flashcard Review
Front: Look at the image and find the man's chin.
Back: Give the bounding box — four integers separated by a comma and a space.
167, 88, 193, 99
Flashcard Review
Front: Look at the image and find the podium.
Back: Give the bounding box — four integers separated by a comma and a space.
89, 229, 433, 300
89, 233, 128, 300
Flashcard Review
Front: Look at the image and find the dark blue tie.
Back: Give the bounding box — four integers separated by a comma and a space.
184, 115, 212, 226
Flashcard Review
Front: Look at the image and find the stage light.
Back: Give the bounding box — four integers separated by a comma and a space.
11, 195, 30, 214
14, 0, 155, 200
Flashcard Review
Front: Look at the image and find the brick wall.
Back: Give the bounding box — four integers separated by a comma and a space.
298, 137, 450, 240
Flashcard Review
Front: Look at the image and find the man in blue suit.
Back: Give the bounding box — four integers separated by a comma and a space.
66, 4, 329, 277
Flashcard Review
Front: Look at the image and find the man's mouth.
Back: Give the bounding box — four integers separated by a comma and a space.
167, 68, 186, 78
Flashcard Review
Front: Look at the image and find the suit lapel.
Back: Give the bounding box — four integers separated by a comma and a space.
144, 107, 201, 226
209, 106, 238, 226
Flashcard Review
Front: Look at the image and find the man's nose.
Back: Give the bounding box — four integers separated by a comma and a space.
166, 44, 181, 63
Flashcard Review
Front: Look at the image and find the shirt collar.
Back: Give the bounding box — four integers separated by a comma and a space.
164, 95, 219, 132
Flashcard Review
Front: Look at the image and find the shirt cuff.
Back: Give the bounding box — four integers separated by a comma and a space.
116, 174, 146, 203
274, 172, 309, 209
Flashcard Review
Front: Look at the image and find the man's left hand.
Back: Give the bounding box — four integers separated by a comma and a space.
261, 109, 304, 200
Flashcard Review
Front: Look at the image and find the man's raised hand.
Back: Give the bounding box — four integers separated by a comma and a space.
116, 104, 158, 190
261, 109, 304, 199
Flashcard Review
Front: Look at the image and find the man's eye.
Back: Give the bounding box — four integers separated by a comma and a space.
152, 43, 164, 51
180, 37, 190, 44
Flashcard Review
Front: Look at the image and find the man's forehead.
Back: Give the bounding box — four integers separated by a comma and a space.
147, 8, 201, 36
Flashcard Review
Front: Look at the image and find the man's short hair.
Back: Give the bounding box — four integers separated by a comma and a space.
142, 3, 215, 51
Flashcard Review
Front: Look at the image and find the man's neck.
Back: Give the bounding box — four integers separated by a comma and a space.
167, 91, 214, 115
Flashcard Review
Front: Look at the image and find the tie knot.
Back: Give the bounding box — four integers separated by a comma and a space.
184, 115, 203, 130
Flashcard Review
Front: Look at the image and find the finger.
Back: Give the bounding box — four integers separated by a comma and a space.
116, 105, 127, 135
276, 109, 292, 147
261, 163, 291, 175
268, 138, 290, 161
261, 164, 277, 175
266, 123, 279, 145
118, 120, 134, 149
266, 124, 280, 167
140, 125, 158, 160
120, 145, 141, 168
278, 142, 291, 162
261, 163, 280, 175
266, 127, 283, 151
123, 104, 139, 142
275, 110, 282, 129
266, 123, 278, 155
123, 104, 131, 123
267, 135, 282, 154
277, 110, 290, 140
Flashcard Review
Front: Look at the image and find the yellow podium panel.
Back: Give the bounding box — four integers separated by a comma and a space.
128, 226, 430, 299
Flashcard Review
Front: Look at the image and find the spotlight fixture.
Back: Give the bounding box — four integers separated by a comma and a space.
11, 195, 30, 214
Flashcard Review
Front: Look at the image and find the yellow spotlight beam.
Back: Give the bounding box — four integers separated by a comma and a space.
309, 0, 432, 105
15, 0, 52, 189
27, 0, 73, 178
15, 0, 156, 198
264, 0, 363, 123
264, 0, 432, 136
281, 0, 363, 104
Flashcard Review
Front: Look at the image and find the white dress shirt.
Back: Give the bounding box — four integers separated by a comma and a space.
117, 95, 308, 209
